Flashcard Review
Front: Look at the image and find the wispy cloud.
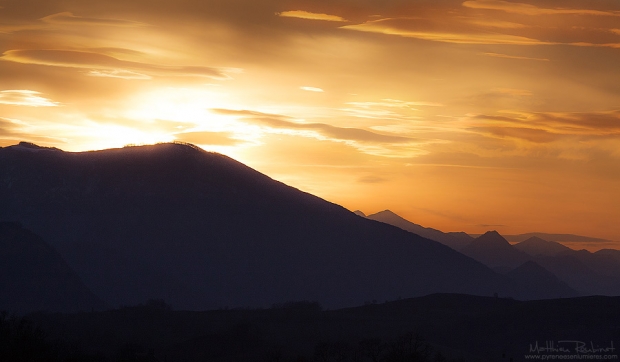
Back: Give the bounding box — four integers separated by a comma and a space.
483, 52, 549, 61
40, 12, 145, 27
300, 86, 324, 92
462, 0, 620, 17
468, 19, 526, 29
87, 69, 151, 80
471, 125, 561, 143
173, 131, 242, 146
278, 10, 347, 22
468, 110, 620, 145
0, 90, 60, 107
480, 111, 620, 134
342, 18, 549, 45
341, 99, 441, 121
1, 49, 230, 80
212, 108, 415, 144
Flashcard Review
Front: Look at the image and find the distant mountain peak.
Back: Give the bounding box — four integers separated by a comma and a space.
375, 209, 401, 217
461, 230, 530, 269
483, 230, 502, 237
474, 230, 510, 246
353, 210, 366, 217
514, 236, 573, 257
365, 210, 472, 250
523, 236, 549, 243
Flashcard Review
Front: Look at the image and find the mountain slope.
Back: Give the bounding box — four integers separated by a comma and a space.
0, 142, 538, 309
365, 210, 472, 250
461, 231, 531, 269
514, 236, 573, 257
0, 221, 105, 313
505, 261, 579, 299
503, 233, 611, 244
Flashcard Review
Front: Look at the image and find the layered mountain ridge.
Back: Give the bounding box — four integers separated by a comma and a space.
1, 142, 534, 311
0, 221, 105, 313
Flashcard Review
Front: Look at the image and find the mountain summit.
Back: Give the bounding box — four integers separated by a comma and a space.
514, 236, 572, 257
0, 142, 537, 310
365, 210, 472, 250
461, 230, 530, 269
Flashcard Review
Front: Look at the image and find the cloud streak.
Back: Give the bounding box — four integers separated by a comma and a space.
482, 52, 549, 61
468, 110, 620, 144
0, 90, 60, 107
173, 131, 242, 146
40, 12, 145, 27
462, 0, 620, 17
278, 10, 347, 22
1, 49, 230, 79
212, 108, 416, 144
342, 18, 550, 45
301, 86, 324, 92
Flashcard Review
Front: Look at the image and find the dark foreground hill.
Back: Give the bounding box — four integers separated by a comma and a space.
0, 222, 104, 313
0, 142, 536, 310
23, 294, 620, 362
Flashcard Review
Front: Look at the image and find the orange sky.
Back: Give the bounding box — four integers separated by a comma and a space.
1, 0, 620, 242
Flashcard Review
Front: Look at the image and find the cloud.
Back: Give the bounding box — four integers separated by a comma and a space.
462, 0, 620, 17
211, 108, 415, 144
469, 111, 620, 144
482, 52, 549, 61
0, 117, 65, 145
173, 131, 242, 146
0, 90, 60, 107
534, 111, 620, 133
0, 23, 43, 34
471, 126, 561, 143
300, 86, 324, 92
40, 12, 145, 27
348, 99, 443, 109
87, 69, 151, 80
1, 49, 230, 79
341, 18, 549, 45
468, 19, 526, 29
278, 10, 347, 22
341, 99, 443, 121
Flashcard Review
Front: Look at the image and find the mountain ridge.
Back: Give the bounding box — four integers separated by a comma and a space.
0, 221, 105, 313
0, 142, 537, 310
364, 210, 473, 250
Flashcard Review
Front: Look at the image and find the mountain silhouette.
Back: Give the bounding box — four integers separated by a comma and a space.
505, 260, 579, 299
514, 236, 573, 257
461, 231, 530, 269
0, 221, 105, 313
0, 142, 535, 310
533, 253, 620, 296
596, 249, 620, 262
365, 210, 473, 250
502, 232, 611, 244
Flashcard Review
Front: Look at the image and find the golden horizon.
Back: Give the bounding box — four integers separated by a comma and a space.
1, 0, 620, 243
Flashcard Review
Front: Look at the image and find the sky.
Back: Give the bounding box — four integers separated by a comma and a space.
1, 0, 620, 246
